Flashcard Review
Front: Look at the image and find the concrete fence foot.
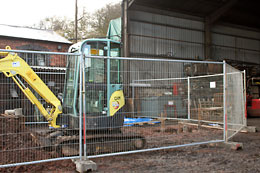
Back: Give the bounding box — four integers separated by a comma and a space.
209, 142, 243, 150
243, 126, 257, 133
224, 142, 243, 150
72, 159, 97, 173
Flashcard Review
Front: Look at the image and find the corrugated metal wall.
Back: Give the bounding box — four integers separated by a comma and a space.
129, 10, 204, 60
212, 26, 260, 63
127, 6, 260, 64
127, 60, 185, 82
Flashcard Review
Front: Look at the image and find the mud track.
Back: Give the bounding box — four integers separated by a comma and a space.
0, 118, 259, 173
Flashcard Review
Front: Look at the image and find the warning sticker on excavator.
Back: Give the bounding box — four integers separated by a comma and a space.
12, 62, 20, 67
112, 101, 120, 109
109, 90, 125, 116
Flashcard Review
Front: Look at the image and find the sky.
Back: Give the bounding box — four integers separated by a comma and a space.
0, 0, 121, 27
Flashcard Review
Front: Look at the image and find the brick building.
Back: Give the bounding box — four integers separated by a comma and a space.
0, 24, 71, 51
0, 24, 72, 67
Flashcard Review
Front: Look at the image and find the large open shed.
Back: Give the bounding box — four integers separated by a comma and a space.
122, 0, 260, 76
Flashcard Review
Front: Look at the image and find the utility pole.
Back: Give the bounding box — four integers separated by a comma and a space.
75, 0, 78, 43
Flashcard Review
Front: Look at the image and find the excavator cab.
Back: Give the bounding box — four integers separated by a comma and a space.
60, 39, 125, 130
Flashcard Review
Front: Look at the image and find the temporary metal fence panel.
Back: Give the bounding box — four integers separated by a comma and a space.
0, 49, 81, 168
225, 64, 246, 140
82, 56, 228, 158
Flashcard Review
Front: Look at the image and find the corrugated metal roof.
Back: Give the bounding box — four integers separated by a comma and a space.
0, 24, 71, 44
132, 0, 260, 29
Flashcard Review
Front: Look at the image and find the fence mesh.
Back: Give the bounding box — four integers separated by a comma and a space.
225, 64, 246, 140
189, 75, 224, 123
82, 57, 225, 157
0, 51, 80, 166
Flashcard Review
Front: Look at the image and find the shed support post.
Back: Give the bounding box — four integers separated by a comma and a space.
204, 20, 211, 60
122, 0, 131, 98
123, 0, 129, 57
204, 0, 238, 60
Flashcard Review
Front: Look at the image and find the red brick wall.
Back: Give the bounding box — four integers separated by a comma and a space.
0, 36, 72, 67
0, 36, 71, 52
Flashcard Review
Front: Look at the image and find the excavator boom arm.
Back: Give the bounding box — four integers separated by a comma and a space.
0, 47, 62, 128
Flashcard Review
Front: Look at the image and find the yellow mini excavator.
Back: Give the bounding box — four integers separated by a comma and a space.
0, 39, 145, 156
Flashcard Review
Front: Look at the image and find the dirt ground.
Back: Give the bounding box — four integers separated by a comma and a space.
0, 118, 259, 173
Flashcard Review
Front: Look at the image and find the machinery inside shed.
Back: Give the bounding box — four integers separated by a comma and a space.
122, 0, 260, 117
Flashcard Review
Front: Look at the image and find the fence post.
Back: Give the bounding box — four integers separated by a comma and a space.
223, 60, 227, 142
132, 83, 135, 117
188, 76, 191, 120
243, 70, 247, 126
107, 41, 111, 117
82, 54, 87, 159
79, 54, 83, 160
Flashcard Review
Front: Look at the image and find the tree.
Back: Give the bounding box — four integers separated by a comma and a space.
35, 2, 121, 41
77, 9, 92, 40
36, 9, 91, 42
89, 3, 121, 38
36, 16, 74, 40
